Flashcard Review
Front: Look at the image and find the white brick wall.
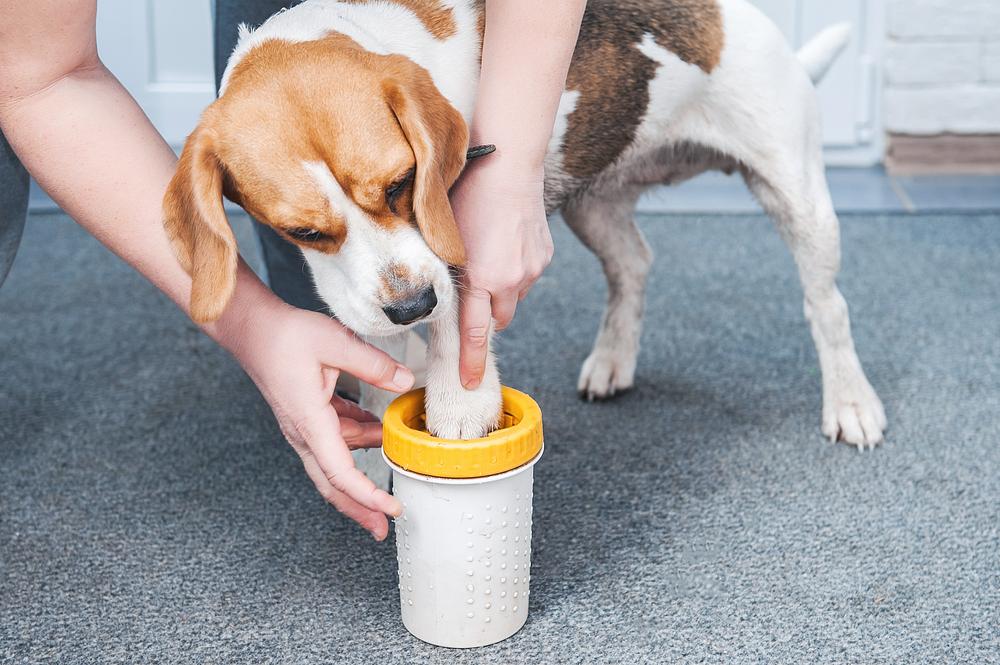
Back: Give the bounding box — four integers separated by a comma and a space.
885, 0, 1000, 134
983, 41, 1000, 83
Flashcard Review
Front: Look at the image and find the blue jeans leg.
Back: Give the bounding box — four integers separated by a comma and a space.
0, 130, 29, 288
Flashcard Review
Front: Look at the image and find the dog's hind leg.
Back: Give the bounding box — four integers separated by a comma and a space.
357, 331, 410, 489
563, 185, 652, 400
742, 154, 886, 449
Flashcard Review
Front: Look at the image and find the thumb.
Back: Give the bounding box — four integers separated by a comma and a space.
318, 320, 414, 393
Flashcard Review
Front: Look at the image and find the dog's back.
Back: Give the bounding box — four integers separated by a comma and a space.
552, 0, 723, 193
545, 0, 848, 211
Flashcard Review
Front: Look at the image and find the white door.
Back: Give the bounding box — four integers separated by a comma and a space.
751, 0, 885, 165
96, 0, 215, 149
95, 0, 884, 164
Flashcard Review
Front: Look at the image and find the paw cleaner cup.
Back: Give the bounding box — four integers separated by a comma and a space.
381, 387, 543, 648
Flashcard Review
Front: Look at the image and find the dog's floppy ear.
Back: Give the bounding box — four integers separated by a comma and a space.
384, 66, 468, 266
162, 109, 238, 324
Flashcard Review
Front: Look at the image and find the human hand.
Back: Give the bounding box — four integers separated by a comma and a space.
220, 298, 415, 540
450, 156, 553, 389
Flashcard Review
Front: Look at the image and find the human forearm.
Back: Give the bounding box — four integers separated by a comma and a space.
0, 60, 271, 350
0, 3, 413, 536
473, 0, 586, 172
452, 1, 584, 387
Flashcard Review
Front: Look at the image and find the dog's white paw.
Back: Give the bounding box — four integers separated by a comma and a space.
822, 377, 887, 450
424, 379, 503, 440
578, 348, 637, 401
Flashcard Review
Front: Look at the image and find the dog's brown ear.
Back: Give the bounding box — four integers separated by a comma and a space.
163, 109, 238, 324
384, 65, 468, 266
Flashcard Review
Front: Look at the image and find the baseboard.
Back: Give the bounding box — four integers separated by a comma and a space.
886, 133, 1000, 175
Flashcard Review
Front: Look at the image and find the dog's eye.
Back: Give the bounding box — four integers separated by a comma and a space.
286, 227, 328, 242
385, 168, 415, 213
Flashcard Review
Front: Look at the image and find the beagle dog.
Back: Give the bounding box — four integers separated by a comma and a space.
163, 0, 887, 450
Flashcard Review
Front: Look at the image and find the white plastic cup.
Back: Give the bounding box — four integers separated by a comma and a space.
383, 450, 542, 648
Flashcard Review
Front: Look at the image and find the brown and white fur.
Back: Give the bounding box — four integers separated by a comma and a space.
163, 0, 886, 459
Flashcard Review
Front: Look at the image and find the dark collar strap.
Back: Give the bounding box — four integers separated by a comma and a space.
466, 144, 496, 161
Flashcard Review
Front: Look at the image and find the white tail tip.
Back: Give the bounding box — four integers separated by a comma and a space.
797, 22, 852, 84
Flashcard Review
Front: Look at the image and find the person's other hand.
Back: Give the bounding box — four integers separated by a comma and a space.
450, 156, 553, 389
227, 300, 414, 540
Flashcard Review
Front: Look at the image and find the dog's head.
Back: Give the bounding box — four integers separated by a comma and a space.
163, 35, 467, 334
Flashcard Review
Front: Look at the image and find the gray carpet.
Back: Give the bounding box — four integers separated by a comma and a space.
2, 210, 998, 664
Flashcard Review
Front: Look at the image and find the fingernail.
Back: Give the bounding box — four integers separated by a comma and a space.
462, 375, 481, 390
386, 498, 403, 518
392, 366, 414, 391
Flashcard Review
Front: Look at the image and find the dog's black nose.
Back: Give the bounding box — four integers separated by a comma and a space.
382, 286, 437, 325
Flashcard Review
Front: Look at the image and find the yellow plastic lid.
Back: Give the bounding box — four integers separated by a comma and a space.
382, 386, 543, 479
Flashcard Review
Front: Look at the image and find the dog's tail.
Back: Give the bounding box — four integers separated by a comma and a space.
797, 22, 851, 84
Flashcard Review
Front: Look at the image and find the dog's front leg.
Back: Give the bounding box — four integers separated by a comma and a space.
425, 300, 503, 439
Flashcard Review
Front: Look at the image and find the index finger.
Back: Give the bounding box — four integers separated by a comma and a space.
459, 286, 492, 390
302, 405, 402, 518
299, 450, 390, 539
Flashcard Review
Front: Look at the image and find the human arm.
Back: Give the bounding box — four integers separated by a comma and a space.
452, 0, 586, 389
0, 0, 411, 539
